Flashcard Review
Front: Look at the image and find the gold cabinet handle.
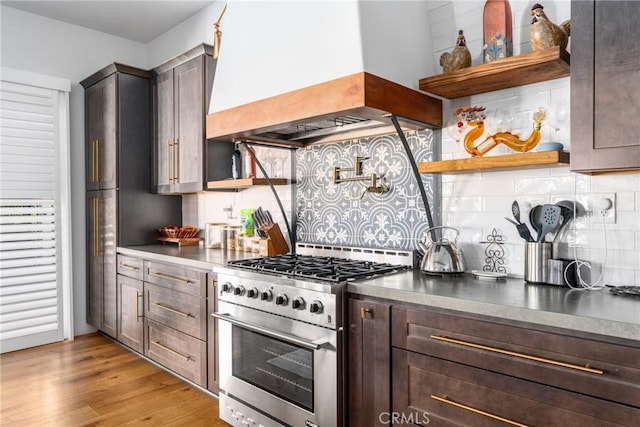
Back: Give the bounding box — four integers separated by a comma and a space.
361, 307, 372, 319
167, 139, 173, 183
148, 271, 192, 285
152, 302, 192, 318
93, 198, 99, 256
431, 335, 604, 375
151, 340, 191, 361
431, 395, 529, 427
173, 138, 179, 182
95, 140, 100, 183
91, 140, 97, 182
120, 263, 139, 271
136, 292, 143, 320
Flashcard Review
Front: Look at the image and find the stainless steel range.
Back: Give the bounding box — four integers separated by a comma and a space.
213, 244, 414, 427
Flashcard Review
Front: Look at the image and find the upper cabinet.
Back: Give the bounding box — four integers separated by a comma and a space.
571, 0, 640, 173
85, 73, 117, 190
153, 44, 234, 194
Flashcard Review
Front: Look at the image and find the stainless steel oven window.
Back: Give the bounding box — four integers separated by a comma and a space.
232, 325, 314, 412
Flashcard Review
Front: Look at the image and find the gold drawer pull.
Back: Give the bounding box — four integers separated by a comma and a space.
120, 263, 140, 271
431, 335, 604, 375
149, 271, 192, 285
136, 292, 143, 320
361, 308, 372, 319
151, 340, 191, 361
431, 395, 529, 427
153, 302, 192, 318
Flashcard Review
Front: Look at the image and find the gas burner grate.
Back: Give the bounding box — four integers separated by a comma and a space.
608, 285, 640, 297
227, 254, 408, 283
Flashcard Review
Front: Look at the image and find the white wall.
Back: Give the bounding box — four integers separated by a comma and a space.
430, 0, 640, 285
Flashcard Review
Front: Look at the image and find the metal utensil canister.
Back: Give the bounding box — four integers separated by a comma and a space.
524, 241, 553, 283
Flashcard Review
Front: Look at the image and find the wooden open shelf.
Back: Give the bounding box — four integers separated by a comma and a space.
418, 151, 570, 174
418, 47, 570, 99
206, 178, 288, 190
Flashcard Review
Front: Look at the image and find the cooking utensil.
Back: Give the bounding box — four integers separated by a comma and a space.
509, 200, 534, 242
505, 217, 534, 242
529, 205, 543, 241
511, 200, 523, 223
537, 204, 562, 242
419, 226, 466, 275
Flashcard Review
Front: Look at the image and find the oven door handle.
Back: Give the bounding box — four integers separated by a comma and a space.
211, 312, 332, 351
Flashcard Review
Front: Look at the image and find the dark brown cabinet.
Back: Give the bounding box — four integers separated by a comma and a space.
116, 255, 144, 353
85, 75, 116, 190
86, 190, 116, 337
571, 0, 640, 173
347, 297, 391, 427
116, 274, 143, 352
391, 305, 640, 426
153, 44, 234, 194
347, 296, 640, 426
143, 260, 209, 388
81, 64, 181, 337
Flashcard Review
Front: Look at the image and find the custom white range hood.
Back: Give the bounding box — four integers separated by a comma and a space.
206, 0, 442, 148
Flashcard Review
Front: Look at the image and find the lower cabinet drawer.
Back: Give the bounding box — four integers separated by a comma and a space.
144, 261, 206, 297
392, 348, 639, 427
144, 282, 206, 340
145, 319, 207, 387
117, 255, 144, 281
392, 307, 640, 407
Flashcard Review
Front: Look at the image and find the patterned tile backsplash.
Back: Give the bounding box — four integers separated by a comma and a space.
295, 131, 440, 250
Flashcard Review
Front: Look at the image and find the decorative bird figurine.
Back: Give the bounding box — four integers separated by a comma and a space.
440, 30, 472, 73
530, 3, 570, 51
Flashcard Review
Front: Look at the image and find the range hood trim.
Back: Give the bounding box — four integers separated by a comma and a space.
206, 72, 442, 147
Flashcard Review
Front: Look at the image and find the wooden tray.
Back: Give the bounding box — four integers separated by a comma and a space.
157, 237, 203, 247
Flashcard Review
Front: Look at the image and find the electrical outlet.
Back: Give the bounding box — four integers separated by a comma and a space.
588, 193, 616, 224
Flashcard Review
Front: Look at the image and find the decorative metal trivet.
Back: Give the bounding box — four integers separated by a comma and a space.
480, 228, 507, 273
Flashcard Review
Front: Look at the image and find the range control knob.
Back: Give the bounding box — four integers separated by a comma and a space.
260, 289, 273, 301
246, 287, 259, 299
275, 294, 289, 306
221, 283, 233, 293
233, 285, 245, 296
309, 300, 324, 314
292, 297, 306, 310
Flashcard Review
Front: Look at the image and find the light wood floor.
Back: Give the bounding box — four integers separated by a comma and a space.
0, 333, 230, 426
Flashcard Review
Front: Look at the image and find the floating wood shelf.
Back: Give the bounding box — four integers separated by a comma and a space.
418, 151, 570, 174
206, 178, 288, 190
418, 47, 570, 99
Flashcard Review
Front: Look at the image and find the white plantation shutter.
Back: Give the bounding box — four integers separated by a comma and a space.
0, 69, 72, 353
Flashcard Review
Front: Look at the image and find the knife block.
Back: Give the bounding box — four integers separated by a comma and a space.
259, 224, 289, 256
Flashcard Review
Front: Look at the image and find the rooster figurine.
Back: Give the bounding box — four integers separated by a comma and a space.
440, 30, 472, 73
530, 3, 570, 51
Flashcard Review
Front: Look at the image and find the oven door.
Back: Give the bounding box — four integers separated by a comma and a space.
213, 301, 340, 427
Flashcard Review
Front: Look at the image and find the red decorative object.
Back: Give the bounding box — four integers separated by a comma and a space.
483, 0, 513, 63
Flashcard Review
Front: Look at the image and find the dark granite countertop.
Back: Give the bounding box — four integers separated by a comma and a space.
117, 245, 640, 341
